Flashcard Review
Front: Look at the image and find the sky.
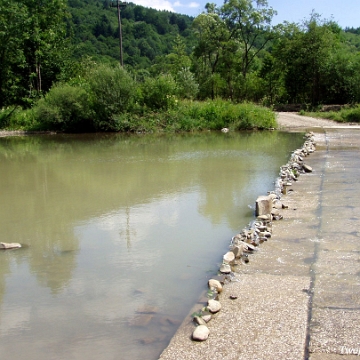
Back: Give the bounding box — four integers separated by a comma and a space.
132, 0, 360, 29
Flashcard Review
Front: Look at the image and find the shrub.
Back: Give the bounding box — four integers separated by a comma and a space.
141, 74, 178, 111
88, 64, 136, 130
34, 83, 92, 132
176, 67, 199, 100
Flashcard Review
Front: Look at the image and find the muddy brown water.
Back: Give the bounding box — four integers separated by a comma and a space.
0, 131, 304, 360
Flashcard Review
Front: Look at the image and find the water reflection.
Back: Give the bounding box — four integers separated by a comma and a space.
0, 131, 304, 359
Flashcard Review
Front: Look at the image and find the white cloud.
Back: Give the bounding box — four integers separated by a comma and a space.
133, 0, 175, 12
135, 0, 200, 12
188, 2, 200, 8
173, 0, 200, 8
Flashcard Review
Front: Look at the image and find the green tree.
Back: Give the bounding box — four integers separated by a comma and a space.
141, 74, 178, 110
192, 11, 230, 99
0, 0, 69, 107
221, 0, 277, 79
23, 0, 69, 96
150, 35, 191, 74
321, 47, 360, 103
176, 67, 199, 99
259, 53, 285, 105
274, 15, 342, 105
192, 1, 276, 100
0, 0, 28, 107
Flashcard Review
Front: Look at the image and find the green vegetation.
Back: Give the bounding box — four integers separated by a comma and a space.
2, 68, 276, 132
299, 105, 360, 123
1, 0, 360, 132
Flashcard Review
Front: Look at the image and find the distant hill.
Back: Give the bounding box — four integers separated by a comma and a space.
67, 0, 197, 68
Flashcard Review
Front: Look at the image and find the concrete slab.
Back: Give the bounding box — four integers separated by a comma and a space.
310, 308, 360, 355
159, 274, 310, 360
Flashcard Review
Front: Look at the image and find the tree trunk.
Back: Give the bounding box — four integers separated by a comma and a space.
36, 61, 41, 93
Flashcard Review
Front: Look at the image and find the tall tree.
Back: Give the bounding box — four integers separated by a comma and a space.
221, 0, 277, 79
0, 0, 69, 107
274, 15, 342, 105
0, 0, 28, 107
23, 0, 69, 95
192, 11, 231, 99
192, 0, 276, 100
259, 53, 284, 105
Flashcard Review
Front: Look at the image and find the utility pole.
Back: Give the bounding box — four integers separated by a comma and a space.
111, 0, 127, 67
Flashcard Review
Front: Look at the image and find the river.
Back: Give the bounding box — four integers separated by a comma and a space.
0, 131, 304, 360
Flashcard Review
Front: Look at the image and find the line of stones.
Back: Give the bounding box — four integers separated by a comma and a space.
191, 131, 316, 341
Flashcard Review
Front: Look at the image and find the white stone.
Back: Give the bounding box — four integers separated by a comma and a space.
220, 264, 231, 274
268, 193, 277, 200
273, 199, 283, 209
223, 251, 235, 263
0, 242, 21, 249
207, 299, 221, 313
257, 214, 270, 221
192, 325, 210, 341
208, 279, 223, 293
202, 315, 212, 323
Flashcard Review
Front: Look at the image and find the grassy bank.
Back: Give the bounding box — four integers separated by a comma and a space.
299, 105, 360, 123
0, 65, 276, 133
0, 100, 276, 134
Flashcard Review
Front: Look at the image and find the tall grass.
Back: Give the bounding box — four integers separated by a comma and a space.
0, 106, 39, 130
300, 105, 360, 123
174, 100, 276, 131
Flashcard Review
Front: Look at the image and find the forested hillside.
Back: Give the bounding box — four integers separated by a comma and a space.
67, 0, 196, 68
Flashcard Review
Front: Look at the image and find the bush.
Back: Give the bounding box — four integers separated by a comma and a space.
88, 64, 136, 130
34, 83, 92, 132
141, 74, 178, 111
176, 67, 199, 100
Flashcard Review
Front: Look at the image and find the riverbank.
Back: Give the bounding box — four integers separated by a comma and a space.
0, 100, 276, 133
159, 114, 360, 359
